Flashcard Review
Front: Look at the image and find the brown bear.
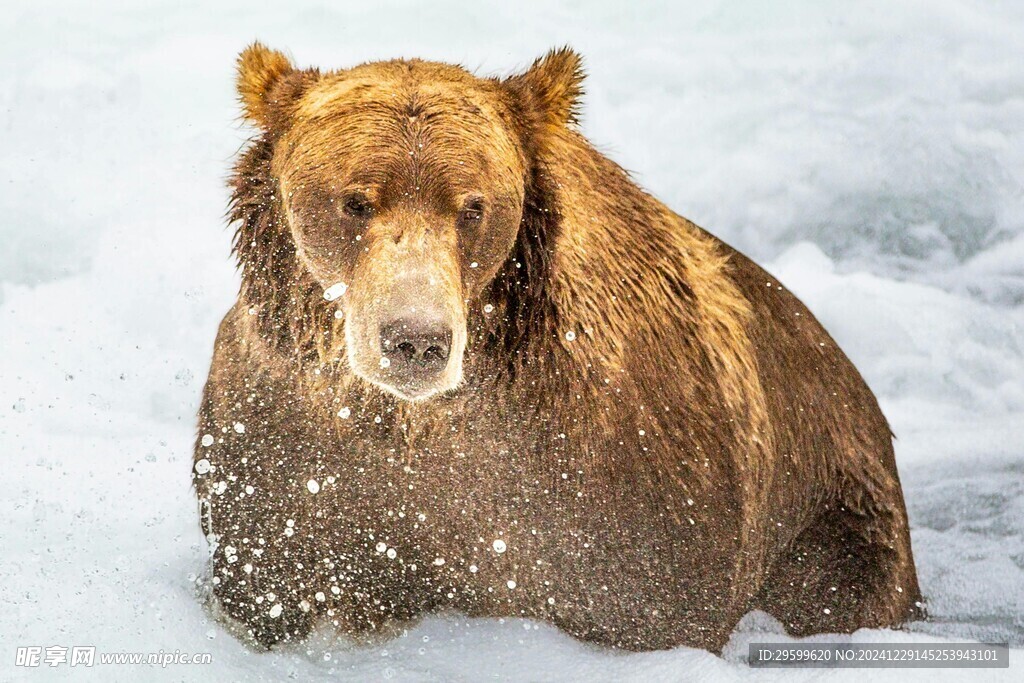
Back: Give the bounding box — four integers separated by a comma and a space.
193, 43, 923, 653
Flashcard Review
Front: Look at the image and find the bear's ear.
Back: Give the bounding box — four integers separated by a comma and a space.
503, 47, 585, 133
237, 42, 307, 128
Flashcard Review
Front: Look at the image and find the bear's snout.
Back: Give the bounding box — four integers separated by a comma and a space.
380, 316, 452, 377
343, 263, 467, 401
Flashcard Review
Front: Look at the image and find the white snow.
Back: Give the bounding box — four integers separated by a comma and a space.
2, 0, 1022, 681
323, 282, 348, 301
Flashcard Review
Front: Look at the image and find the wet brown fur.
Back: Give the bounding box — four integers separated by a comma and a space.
194, 43, 923, 652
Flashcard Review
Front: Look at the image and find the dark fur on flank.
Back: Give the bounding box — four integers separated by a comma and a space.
194, 44, 923, 652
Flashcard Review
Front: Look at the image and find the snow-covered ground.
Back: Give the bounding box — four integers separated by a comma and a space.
2, 1, 1022, 680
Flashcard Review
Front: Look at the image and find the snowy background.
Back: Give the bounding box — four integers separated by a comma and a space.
2, 0, 1022, 680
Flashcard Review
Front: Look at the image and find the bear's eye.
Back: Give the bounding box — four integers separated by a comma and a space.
459, 199, 485, 225
342, 194, 373, 219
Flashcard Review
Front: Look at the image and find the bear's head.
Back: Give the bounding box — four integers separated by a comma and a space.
232, 43, 584, 401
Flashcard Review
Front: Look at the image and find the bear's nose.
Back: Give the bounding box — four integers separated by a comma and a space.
380, 318, 452, 374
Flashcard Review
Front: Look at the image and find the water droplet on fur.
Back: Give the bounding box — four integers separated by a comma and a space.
506, 580, 517, 589
565, 330, 576, 342
433, 557, 445, 566
376, 542, 387, 553
201, 434, 214, 447
268, 603, 283, 618
492, 539, 507, 554
323, 282, 348, 301
470, 262, 478, 269
386, 547, 397, 559
483, 304, 494, 314
380, 357, 391, 369
307, 479, 320, 494
338, 407, 351, 419
233, 422, 245, 434
315, 591, 326, 602
194, 459, 211, 475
